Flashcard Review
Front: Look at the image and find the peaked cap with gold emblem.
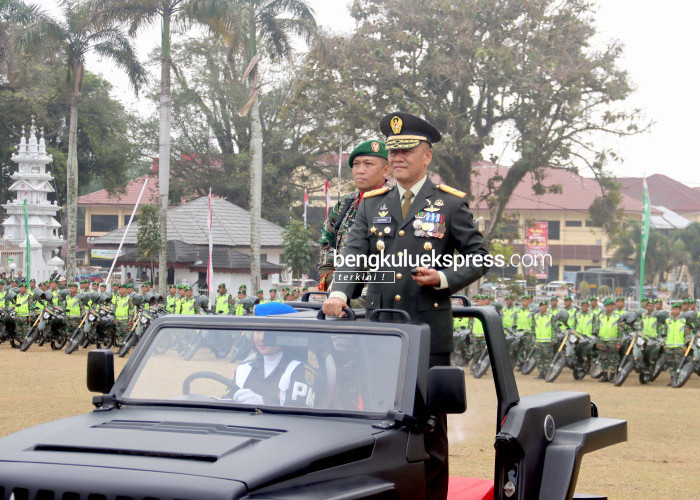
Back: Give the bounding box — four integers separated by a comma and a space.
379, 112, 442, 150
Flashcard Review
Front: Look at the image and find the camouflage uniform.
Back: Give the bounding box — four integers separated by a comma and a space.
319, 184, 387, 307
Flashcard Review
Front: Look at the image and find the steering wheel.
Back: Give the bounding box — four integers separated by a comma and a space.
182, 371, 238, 395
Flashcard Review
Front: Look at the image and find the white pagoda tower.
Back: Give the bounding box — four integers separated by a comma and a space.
2, 118, 64, 280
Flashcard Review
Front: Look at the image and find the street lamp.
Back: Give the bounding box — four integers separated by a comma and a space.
8, 262, 16, 280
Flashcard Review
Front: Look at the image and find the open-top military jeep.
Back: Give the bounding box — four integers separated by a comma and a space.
0, 300, 626, 499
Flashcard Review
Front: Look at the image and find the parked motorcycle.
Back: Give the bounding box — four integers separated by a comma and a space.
671, 332, 700, 388
613, 329, 665, 386
545, 330, 595, 382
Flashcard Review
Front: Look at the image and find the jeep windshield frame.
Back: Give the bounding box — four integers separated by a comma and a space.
109, 316, 425, 421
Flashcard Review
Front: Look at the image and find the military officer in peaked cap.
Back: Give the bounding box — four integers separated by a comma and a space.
323, 111, 490, 500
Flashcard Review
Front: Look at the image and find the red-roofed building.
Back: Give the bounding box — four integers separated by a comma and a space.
466, 162, 656, 283
618, 174, 700, 223
78, 175, 159, 238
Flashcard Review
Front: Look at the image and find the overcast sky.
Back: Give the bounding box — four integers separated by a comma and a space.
32, 0, 700, 186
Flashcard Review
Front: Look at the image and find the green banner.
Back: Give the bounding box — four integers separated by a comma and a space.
23, 198, 30, 282
639, 179, 651, 303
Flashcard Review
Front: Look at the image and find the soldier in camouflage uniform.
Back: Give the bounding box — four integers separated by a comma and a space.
318, 140, 391, 308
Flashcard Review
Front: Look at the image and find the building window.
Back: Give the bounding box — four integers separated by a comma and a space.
564, 265, 582, 272
261, 253, 267, 262
565, 220, 582, 227
124, 215, 137, 226
547, 265, 559, 282
586, 220, 602, 227
91, 214, 119, 232
279, 254, 284, 264
546, 221, 560, 240
262, 273, 269, 280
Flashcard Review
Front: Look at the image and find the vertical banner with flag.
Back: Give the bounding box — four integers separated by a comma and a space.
324, 180, 331, 219
207, 188, 214, 307
639, 177, 651, 303
23, 198, 30, 281
525, 222, 549, 279
303, 189, 309, 226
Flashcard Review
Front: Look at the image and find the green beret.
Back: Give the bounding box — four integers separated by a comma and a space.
590, 296, 598, 301
615, 297, 624, 302
256, 289, 263, 294
563, 295, 573, 301
29, 278, 36, 283
218, 283, 226, 288
539, 300, 548, 306
580, 300, 589, 305
671, 301, 681, 308
550, 296, 558, 301
521, 295, 529, 300
302, 286, 309, 291
348, 140, 388, 168
184, 285, 192, 291
505, 294, 514, 300
269, 288, 277, 293
69, 282, 78, 287
238, 285, 247, 292
603, 298, 614, 306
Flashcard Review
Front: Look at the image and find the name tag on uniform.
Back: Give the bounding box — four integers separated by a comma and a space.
373, 216, 392, 224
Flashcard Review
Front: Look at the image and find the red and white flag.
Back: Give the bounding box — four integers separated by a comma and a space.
303, 189, 309, 225
207, 188, 214, 307
324, 180, 331, 219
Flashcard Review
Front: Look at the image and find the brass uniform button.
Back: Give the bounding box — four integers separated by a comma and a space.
396, 273, 403, 280
424, 242, 432, 251
398, 230, 405, 236
394, 294, 401, 302
434, 302, 439, 308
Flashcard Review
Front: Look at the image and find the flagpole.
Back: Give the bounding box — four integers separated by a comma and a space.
639, 174, 651, 304
23, 199, 30, 281
337, 140, 342, 199
106, 179, 149, 288
207, 188, 214, 308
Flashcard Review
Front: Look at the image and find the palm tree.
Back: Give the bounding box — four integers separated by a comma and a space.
90, 0, 232, 293
212, 0, 316, 291
14, 0, 145, 281
0, 0, 43, 84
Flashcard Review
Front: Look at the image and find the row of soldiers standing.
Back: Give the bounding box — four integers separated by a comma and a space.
459, 293, 693, 383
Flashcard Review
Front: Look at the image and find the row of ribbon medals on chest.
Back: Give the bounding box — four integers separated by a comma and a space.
372, 211, 446, 247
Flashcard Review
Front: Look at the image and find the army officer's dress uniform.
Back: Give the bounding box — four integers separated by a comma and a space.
329, 112, 490, 500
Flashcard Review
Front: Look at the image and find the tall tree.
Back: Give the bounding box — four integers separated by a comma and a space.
281, 219, 313, 280
91, 0, 232, 293
290, 0, 643, 240
14, 0, 144, 281
136, 204, 160, 283
205, 0, 316, 293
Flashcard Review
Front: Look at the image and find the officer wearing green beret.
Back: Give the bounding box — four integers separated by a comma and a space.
268, 288, 281, 302
589, 296, 602, 317
234, 285, 248, 315
323, 111, 490, 500
166, 284, 178, 313
562, 295, 577, 330
597, 298, 620, 382
318, 139, 391, 302
215, 283, 233, 314
501, 294, 519, 331
256, 289, 268, 304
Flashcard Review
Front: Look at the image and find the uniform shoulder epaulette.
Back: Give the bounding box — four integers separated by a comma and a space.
437, 184, 467, 198
363, 185, 392, 198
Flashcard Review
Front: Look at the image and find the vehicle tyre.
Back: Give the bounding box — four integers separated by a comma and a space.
590, 358, 604, 379
545, 352, 566, 383
639, 371, 651, 384
521, 348, 537, 375
19, 327, 39, 352
613, 356, 634, 386
671, 360, 694, 388
65, 330, 84, 354
51, 334, 67, 350
573, 357, 590, 381
183, 335, 203, 361
472, 349, 490, 378
650, 354, 665, 382
118, 333, 137, 358
9, 335, 20, 349
469, 356, 479, 374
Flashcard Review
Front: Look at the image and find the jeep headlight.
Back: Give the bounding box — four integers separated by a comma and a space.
42, 311, 51, 319
140, 316, 149, 324
636, 337, 645, 346
88, 313, 96, 321
569, 334, 578, 343
696, 338, 700, 348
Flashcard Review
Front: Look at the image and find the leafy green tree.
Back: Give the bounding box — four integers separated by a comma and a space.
290, 0, 643, 239
14, 0, 144, 281
136, 204, 161, 285
202, 0, 317, 294
91, 0, 232, 294
282, 219, 313, 280
0, 64, 142, 216
610, 221, 669, 285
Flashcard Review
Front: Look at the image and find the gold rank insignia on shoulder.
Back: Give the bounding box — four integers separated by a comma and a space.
364, 185, 392, 198
437, 184, 467, 198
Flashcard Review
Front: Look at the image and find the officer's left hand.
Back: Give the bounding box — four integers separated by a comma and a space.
412, 267, 440, 287
233, 388, 264, 405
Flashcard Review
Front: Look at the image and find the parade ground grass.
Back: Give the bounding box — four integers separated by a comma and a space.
1, 344, 698, 499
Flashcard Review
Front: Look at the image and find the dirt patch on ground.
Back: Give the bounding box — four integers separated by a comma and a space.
1, 344, 699, 498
